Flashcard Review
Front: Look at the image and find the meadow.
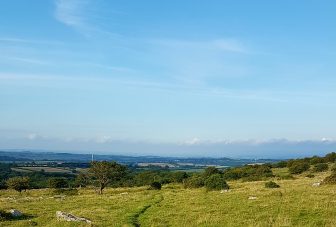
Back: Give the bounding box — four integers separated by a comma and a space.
0, 168, 335, 227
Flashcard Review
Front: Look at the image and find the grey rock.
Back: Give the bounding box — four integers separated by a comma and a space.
10, 209, 23, 217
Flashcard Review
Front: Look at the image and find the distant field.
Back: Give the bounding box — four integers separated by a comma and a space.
1, 169, 335, 226
11, 167, 74, 174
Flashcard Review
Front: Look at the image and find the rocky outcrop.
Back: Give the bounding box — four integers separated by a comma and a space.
56, 211, 91, 224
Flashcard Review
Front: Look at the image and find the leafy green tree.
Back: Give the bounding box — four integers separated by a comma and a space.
6, 176, 30, 193
205, 174, 229, 191
75, 173, 90, 188
89, 161, 126, 194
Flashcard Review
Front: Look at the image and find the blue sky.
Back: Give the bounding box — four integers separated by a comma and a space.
1, 0, 336, 157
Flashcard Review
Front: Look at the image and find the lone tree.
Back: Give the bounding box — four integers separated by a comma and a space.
6, 177, 30, 193
89, 161, 126, 194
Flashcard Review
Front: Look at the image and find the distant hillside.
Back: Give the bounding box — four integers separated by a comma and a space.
0, 150, 279, 167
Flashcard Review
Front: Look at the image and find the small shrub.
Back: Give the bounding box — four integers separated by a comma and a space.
305, 174, 315, 178
265, 181, 280, 188
149, 182, 161, 190
323, 173, 336, 185
205, 174, 229, 191
313, 163, 328, 172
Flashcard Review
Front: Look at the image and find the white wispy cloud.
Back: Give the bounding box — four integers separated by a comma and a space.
1, 56, 49, 65
54, 0, 90, 31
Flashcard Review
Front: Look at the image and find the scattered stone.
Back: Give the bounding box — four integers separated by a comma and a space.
28, 220, 38, 226
220, 189, 229, 193
248, 196, 257, 200
56, 211, 92, 224
9, 209, 23, 217
312, 182, 321, 187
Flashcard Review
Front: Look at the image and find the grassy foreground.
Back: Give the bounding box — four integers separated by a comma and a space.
1, 169, 335, 227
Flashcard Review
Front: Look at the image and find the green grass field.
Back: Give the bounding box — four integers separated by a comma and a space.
1, 169, 335, 227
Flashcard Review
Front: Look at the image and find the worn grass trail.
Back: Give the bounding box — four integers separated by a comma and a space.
127, 193, 164, 227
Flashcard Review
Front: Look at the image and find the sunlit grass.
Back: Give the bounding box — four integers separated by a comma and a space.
1, 170, 335, 226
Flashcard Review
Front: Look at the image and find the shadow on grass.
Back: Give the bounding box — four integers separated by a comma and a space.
0, 210, 37, 222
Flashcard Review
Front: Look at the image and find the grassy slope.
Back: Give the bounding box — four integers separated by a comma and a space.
1, 169, 336, 227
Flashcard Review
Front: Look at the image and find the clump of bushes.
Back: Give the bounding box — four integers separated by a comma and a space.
305, 174, 315, 178
223, 164, 273, 181
313, 163, 328, 172
149, 182, 162, 190
288, 162, 310, 174
184, 175, 205, 189
265, 181, 280, 188
323, 173, 336, 185
204, 174, 229, 191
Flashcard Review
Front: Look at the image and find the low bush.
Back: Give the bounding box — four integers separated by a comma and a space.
149, 182, 162, 190
323, 173, 336, 185
205, 174, 229, 191
305, 174, 315, 178
313, 163, 328, 172
265, 181, 280, 188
